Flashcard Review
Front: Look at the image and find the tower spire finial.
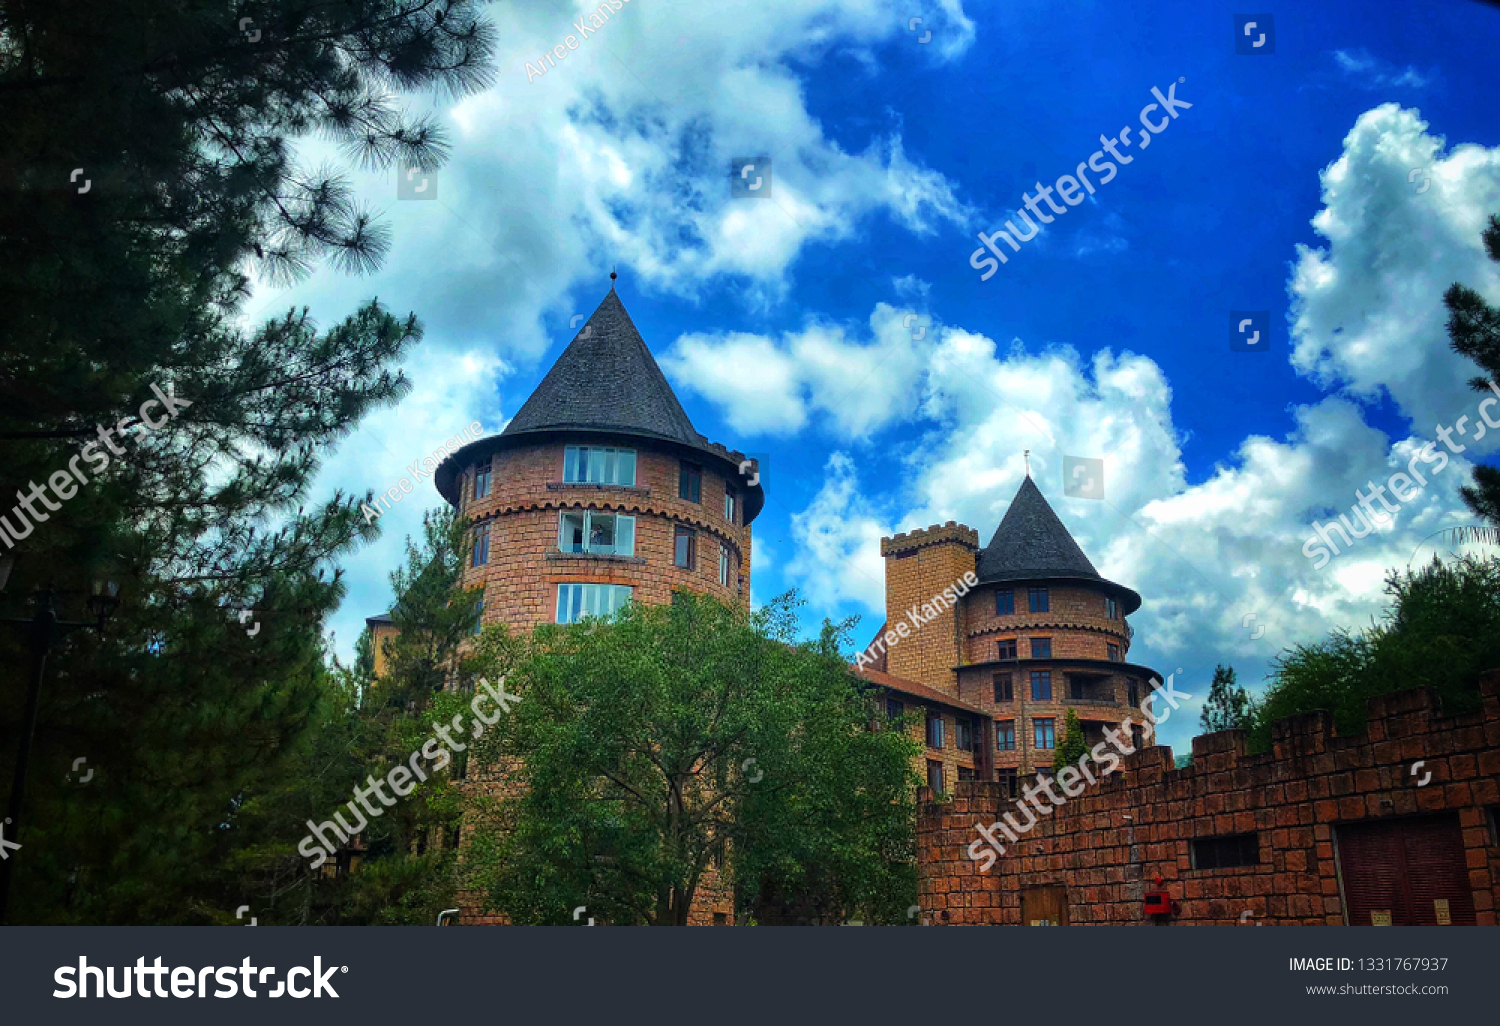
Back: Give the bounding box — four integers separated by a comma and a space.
1024, 449, 1031, 477
610, 267, 617, 290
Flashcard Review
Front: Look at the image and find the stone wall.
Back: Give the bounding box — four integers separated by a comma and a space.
916, 671, 1500, 925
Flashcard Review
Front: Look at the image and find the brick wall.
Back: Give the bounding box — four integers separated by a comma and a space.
879, 523, 979, 693
916, 671, 1500, 925
455, 441, 751, 631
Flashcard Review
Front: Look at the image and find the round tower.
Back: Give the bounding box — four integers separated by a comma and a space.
434, 288, 764, 633
956, 476, 1158, 786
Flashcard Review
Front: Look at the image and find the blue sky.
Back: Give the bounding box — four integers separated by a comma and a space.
250, 0, 1500, 755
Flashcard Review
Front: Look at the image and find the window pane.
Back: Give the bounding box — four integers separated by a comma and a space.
561, 512, 585, 552
589, 448, 605, 484
603, 449, 616, 485
1031, 671, 1051, 701
618, 450, 636, 487
570, 585, 582, 623
587, 512, 614, 554
615, 515, 634, 556
564, 447, 580, 482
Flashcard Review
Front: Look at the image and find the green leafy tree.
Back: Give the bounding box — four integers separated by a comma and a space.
1051, 708, 1088, 771
1443, 212, 1500, 529
466, 591, 920, 926
1199, 664, 1254, 734
1248, 557, 1500, 752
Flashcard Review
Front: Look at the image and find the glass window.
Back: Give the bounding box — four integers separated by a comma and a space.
886, 698, 904, 722
1034, 717, 1056, 749
958, 765, 976, 782
563, 446, 636, 486
996, 721, 1016, 750
556, 584, 633, 624
925, 712, 944, 750
558, 511, 634, 556
1128, 680, 1140, 707
718, 544, 731, 586
473, 464, 492, 500
1031, 670, 1052, 701
473, 597, 484, 635
724, 489, 736, 523
674, 526, 695, 569
1107, 642, 1121, 661
679, 462, 702, 502
996, 589, 1015, 615
956, 718, 974, 752
997, 767, 1018, 798
1031, 637, 1052, 659
1028, 586, 1049, 613
997, 638, 1017, 660
993, 673, 1013, 702
926, 760, 944, 795
471, 524, 490, 566
1105, 596, 1118, 619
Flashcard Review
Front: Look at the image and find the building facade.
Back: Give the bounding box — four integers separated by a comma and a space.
859, 477, 1161, 797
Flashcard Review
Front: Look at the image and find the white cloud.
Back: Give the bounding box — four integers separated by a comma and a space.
785, 452, 892, 612
1331, 49, 1432, 90
661, 302, 932, 438
1289, 104, 1500, 435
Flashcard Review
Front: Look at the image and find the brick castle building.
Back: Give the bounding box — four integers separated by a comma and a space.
371, 283, 763, 923
857, 476, 1162, 801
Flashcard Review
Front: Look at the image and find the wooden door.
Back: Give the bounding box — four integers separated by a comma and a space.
1336, 814, 1475, 925
1020, 885, 1069, 926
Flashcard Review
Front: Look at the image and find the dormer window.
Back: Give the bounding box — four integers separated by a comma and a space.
564, 446, 636, 486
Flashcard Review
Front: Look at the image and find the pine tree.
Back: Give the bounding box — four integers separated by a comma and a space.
1200, 664, 1253, 734
1443, 212, 1500, 527
1052, 708, 1089, 771
0, 0, 498, 922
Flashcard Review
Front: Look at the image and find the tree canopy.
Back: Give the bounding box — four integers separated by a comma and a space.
464, 592, 921, 926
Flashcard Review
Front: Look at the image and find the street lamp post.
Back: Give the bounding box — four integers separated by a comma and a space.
0, 558, 118, 924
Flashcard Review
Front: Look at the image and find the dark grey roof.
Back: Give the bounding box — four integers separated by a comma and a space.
365, 611, 393, 626
503, 290, 703, 446
431, 288, 765, 522
977, 476, 1141, 613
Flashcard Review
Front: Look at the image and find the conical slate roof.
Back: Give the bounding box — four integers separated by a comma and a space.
432, 287, 764, 522
977, 476, 1140, 613
503, 290, 701, 446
